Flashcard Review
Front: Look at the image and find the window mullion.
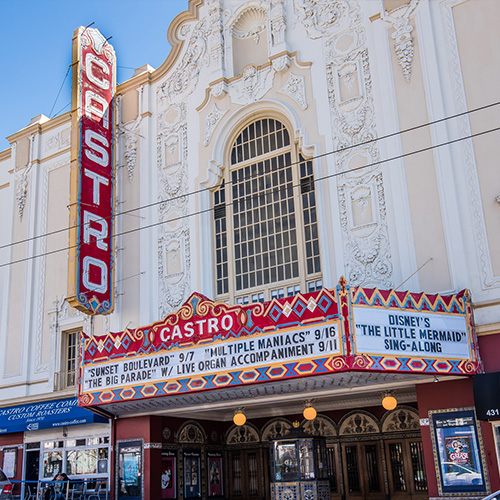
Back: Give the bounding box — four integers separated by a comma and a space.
226, 180, 236, 301
291, 149, 308, 293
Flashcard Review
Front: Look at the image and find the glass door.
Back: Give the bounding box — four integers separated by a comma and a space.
228, 449, 268, 500
342, 442, 384, 500
385, 439, 428, 500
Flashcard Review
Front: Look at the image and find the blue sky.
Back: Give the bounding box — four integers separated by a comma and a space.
0, 0, 187, 151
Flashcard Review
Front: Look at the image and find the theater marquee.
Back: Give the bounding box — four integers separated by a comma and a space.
68, 26, 116, 315
78, 279, 480, 408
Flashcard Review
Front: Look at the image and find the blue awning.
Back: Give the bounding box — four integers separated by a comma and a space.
0, 398, 107, 434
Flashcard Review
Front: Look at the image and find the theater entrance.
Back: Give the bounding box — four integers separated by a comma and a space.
224, 407, 427, 500
339, 437, 427, 500
330, 408, 428, 500
227, 448, 268, 500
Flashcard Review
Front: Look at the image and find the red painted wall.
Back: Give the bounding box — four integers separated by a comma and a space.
478, 334, 500, 373
0, 433, 23, 497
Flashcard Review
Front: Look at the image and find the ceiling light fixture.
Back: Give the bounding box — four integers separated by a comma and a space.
382, 391, 397, 411
233, 408, 246, 426
303, 401, 317, 420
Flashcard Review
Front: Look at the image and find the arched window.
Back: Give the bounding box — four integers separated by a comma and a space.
213, 118, 321, 304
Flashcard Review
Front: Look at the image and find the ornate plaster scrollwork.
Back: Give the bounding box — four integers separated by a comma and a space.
16, 173, 28, 220
278, 72, 308, 109
178, 422, 206, 444
272, 54, 290, 72
204, 104, 226, 146
14, 136, 35, 220
116, 91, 142, 182
296, 0, 393, 288
303, 415, 337, 437
381, 0, 420, 83
339, 411, 379, 435
294, 0, 350, 39
228, 64, 275, 105
270, 0, 287, 46
159, 19, 209, 104
232, 7, 267, 42
226, 424, 260, 444
261, 419, 292, 441
156, 99, 191, 316
208, 4, 224, 71
123, 131, 138, 181
381, 407, 420, 433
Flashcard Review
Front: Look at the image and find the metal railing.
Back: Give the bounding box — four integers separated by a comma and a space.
12, 479, 108, 500
53, 370, 77, 391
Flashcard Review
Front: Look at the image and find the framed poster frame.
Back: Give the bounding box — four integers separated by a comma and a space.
207, 452, 223, 497
116, 439, 143, 500
183, 450, 201, 499
429, 407, 489, 496
2, 447, 17, 478
161, 451, 177, 500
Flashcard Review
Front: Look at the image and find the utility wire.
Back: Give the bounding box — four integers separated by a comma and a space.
1, 99, 498, 253
1, 123, 499, 270
49, 65, 71, 118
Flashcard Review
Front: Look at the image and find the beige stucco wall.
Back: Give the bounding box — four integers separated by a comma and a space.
120, 147, 142, 330
5, 193, 28, 375
232, 32, 269, 76
453, 0, 500, 277
389, 25, 452, 292
42, 163, 71, 365
121, 89, 139, 124
15, 137, 30, 170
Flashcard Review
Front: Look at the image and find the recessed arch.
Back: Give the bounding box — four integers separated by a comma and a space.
225, 422, 261, 445
338, 410, 380, 436
211, 111, 322, 302
207, 99, 313, 190
261, 418, 293, 441
176, 420, 207, 444
381, 406, 420, 433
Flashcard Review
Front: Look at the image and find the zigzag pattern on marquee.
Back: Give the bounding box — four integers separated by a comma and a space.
351, 286, 469, 314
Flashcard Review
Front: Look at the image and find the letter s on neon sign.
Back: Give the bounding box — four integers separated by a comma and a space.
85, 130, 109, 167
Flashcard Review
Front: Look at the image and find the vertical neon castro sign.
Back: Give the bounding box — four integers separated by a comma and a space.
68, 27, 116, 315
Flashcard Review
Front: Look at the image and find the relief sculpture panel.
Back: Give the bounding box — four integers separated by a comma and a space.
295, 0, 393, 288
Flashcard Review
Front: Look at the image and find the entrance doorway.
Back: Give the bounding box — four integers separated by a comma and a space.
333, 408, 428, 500
228, 449, 267, 500
384, 439, 428, 500
342, 441, 385, 500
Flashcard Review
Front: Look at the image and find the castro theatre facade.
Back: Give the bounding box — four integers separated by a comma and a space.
78, 280, 490, 500
2, 1, 500, 500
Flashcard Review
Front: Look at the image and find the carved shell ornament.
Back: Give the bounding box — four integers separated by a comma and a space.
232, 7, 267, 42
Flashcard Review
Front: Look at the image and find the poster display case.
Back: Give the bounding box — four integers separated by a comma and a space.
184, 451, 201, 499
117, 440, 142, 500
207, 452, 223, 497
429, 408, 489, 496
161, 451, 176, 500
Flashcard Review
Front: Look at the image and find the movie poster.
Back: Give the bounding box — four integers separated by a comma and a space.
208, 454, 223, 497
444, 435, 474, 467
161, 455, 176, 500
184, 452, 200, 498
